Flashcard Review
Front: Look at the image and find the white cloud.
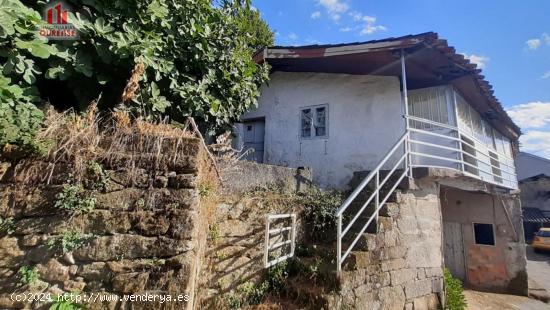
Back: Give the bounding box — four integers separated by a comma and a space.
508, 101, 550, 158
360, 24, 386, 35
461, 53, 490, 69
318, 0, 349, 13
542, 71, 550, 79
288, 32, 298, 41
310, 11, 321, 19
519, 130, 550, 159
349, 11, 362, 21
527, 38, 542, 50
318, 0, 348, 20
507, 102, 550, 129
543, 32, 550, 44
362, 15, 376, 24
339, 27, 352, 32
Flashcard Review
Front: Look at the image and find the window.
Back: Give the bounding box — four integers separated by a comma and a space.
300, 104, 328, 138
473, 223, 495, 246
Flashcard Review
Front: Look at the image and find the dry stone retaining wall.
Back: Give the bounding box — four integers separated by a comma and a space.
0, 137, 208, 310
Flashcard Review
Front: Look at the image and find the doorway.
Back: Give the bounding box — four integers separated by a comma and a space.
443, 221, 467, 281
243, 119, 265, 163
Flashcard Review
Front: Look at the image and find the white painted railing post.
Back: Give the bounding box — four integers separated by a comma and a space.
375, 171, 380, 233
290, 214, 296, 257
337, 215, 342, 272
263, 215, 270, 268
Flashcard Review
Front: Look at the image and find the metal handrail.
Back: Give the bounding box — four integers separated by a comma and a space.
335, 115, 519, 272
406, 115, 515, 161
336, 132, 409, 217
336, 132, 409, 271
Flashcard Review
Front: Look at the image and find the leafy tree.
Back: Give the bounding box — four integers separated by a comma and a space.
0, 0, 56, 152
220, 0, 274, 51
0, 0, 273, 152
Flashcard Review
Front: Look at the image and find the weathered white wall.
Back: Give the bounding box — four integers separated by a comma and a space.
239, 72, 406, 188
516, 152, 550, 181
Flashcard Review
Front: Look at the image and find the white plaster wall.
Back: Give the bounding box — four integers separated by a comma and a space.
240, 72, 405, 188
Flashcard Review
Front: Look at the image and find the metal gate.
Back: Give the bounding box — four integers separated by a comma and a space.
263, 214, 296, 268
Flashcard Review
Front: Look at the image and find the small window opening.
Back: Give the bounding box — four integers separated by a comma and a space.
473, 223, 495, 246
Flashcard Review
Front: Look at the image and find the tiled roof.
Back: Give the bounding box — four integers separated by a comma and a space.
523, 207, 550, 223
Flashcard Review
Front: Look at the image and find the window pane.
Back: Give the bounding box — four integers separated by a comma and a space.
315, 107, 326, 137
473, 223, 495, 245
301, 109, 312, 138
407, 86, 450, 128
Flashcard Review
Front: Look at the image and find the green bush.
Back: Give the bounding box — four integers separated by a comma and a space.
444, 268, 466, 310
297, 187, 344, 241
54, 183, 96, 212
47, 230, 92, 254
17, 265, 39, 286
0, 216, 15, 234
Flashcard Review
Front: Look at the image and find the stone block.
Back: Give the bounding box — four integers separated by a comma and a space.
168, 174, 197, 189
404, 279, 433, 300
379, 285, 406, 310
381, 258, 406, 272
390, 269, 417, 286
73, 235, 193, 262
0, 237, 24, 268
35, 259, 70, 282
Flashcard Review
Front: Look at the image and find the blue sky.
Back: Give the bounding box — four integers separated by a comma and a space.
253, 0, 550, 158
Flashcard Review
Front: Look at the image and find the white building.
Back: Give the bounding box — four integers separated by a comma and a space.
234, 33, 528, 296
235, 32, 519, 190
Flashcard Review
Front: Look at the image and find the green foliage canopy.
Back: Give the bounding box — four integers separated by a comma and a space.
0, 0, 273, 151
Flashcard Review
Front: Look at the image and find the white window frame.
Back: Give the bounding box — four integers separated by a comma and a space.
472, 222, 496, 247
300, 104, 329, 140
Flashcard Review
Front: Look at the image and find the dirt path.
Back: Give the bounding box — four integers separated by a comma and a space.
464, 290, 550, 310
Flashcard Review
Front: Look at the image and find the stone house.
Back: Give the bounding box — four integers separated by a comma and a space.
234, 32, 528, 305
515, 152, 550, 240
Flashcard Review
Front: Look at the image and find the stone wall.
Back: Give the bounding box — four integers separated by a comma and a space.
0, 137, 209, 310
197, 185, 306, 308
220, 161, 312, 194
336, 181, 444, 309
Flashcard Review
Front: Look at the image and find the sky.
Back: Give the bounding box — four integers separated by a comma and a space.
252, 0, 550, 159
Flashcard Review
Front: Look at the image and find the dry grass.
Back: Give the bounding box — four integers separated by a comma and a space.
29, 104, 206, 185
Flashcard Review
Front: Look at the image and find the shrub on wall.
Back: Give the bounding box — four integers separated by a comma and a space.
297, 188, 344, 242
444, 268, 467, 310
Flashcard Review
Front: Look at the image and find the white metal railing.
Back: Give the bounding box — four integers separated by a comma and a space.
336, 132, 410, 271
335, 116, 519, 271
264, 213, 296, 268
406, 115, 518, 190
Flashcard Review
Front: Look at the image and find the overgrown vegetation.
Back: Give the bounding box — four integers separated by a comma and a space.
223, 261, 290, 308
297, 188, 344, 242
47, 231, 93, 254
444, 268, 467, 310
0, 0, 274, 154
17, 265, 39, 286
0, 216, 15, 235
49, 294, 85, 310
84, 161, 109, 191
54, 183, 96, 212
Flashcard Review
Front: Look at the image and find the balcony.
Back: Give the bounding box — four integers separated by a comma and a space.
405, 86, 518, 190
